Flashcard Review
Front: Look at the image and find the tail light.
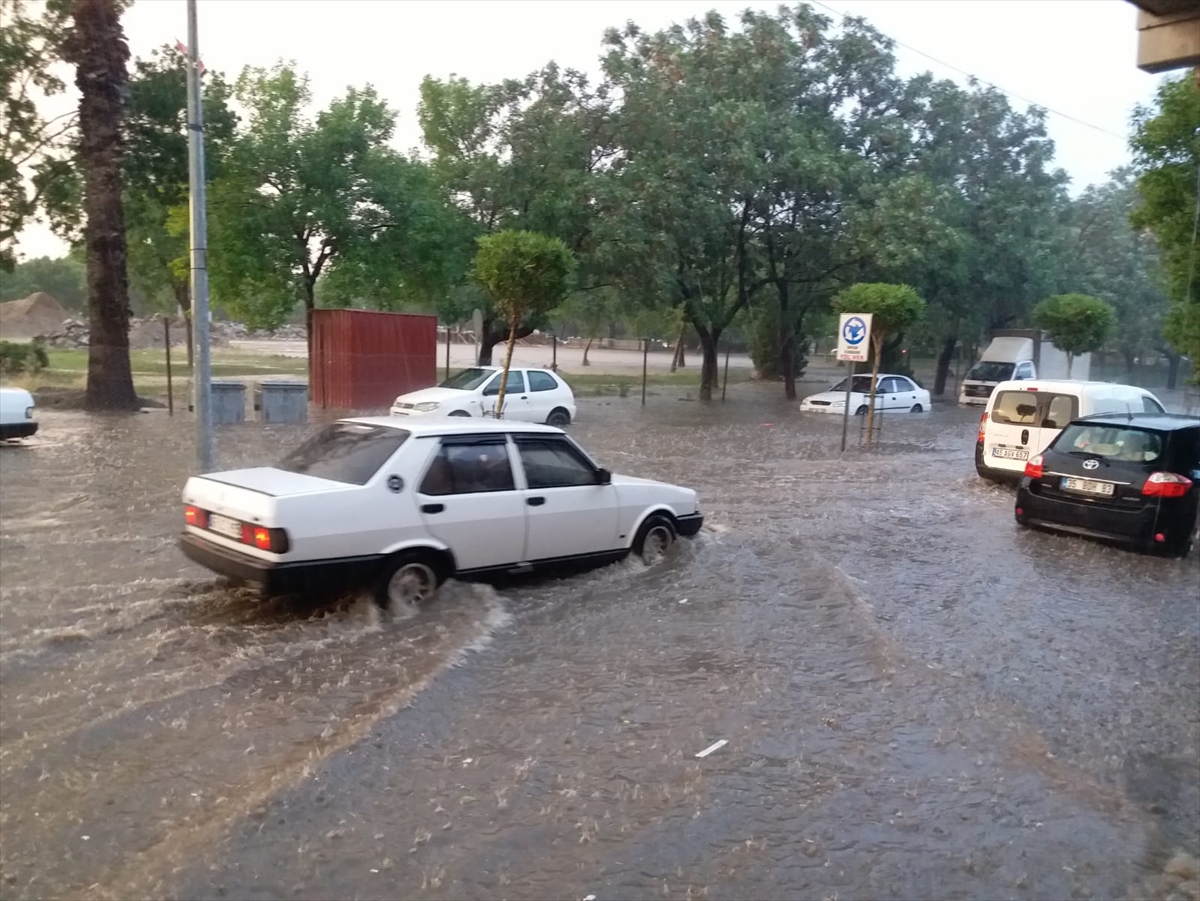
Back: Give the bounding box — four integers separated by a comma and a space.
184, 505, 207, 528
1024, 454, 1044, 479
977, 412, 987, 443
1142, 472, 1193, 499
239, 522, 290, 553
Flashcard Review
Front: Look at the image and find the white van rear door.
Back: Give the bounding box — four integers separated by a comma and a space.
984, 389, 1042, 474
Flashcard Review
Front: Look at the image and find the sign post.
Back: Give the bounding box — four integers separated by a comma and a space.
836, 313, 872, 453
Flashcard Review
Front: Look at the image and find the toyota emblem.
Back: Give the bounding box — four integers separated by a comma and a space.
1082, 459, 1100, 470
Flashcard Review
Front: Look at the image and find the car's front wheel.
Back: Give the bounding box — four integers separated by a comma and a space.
374, 551, 442, 611
546, 407, 571, 427
448, 410, 470, 417
855, 405, 868, 416
633, 514, 676, 564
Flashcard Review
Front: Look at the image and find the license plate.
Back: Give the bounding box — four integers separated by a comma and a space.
1061, 477, 1115, 496
208, 513, 243, 539
992, 447, 1029, 460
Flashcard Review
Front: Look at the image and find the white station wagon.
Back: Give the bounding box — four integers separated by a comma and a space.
178, 418, 703, 609
391, 366, 577, 425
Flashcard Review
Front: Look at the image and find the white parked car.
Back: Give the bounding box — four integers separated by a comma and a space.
0, 387, 37, 441
391, 366, 577, 425
178, 417, 703, 609
800, 374, 931, 415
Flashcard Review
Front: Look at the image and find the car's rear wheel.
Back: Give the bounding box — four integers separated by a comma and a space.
633, 514, 676, 565
910, 403, 923, 413
374, 552, 442, 611
546, 407, 571, 427
448, 410, 470, 417
855, 405, 868, 416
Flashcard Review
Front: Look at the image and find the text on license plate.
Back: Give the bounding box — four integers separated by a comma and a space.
208, 513, 243, 539
1061, 477, 1114, 496
992, 447, 1028, 460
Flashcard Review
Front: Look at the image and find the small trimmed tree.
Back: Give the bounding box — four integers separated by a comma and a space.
1032, 293, 1115, 378
832, 283, 926, 449
471, 230, 575, 417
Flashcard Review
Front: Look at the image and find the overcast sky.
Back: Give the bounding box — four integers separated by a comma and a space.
15, 0, 1166, 262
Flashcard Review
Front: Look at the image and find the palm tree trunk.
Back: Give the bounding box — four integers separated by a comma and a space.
68, 0, 139, 411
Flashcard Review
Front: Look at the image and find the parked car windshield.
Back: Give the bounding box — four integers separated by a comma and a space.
966, 361, 1016, 381
438, 368, 494, 391
830, 376, 875, 393
277, 423, 410, 485
1054, 424, 1164, 465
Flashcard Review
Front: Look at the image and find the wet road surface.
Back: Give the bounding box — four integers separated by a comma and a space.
1, 388, 1197, 900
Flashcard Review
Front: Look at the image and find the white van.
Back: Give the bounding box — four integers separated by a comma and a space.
974, 379, 1166, 482
0, 387, 38, 441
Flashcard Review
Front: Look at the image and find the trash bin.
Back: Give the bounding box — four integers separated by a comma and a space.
210, 379, 246, 424
259, 379, 308, 424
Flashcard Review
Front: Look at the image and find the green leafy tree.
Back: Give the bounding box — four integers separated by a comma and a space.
0, 0, 78, 272
122, 46, 237, 362
0, 253, 85, 308
832, 283, 925, 448
470, 230, 574, 416
62, 0, 137, 410
1032, 293, 1115, 378
1130, 71, 1200, 369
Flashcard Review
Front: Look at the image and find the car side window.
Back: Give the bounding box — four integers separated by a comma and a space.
896, 377, 916, 392
418, 439, 515, 496
482, 371, 526, 396
527, 371, 559, 392
1041, 394, 1078, 430
1142, 396, 1165, 414
516, 438, 599, 489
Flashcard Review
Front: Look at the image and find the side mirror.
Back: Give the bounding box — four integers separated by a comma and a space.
596, 467, 612, 485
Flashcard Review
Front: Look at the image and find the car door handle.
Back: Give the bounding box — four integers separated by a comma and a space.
527, 496, 546, 506
421, 503, 444, 514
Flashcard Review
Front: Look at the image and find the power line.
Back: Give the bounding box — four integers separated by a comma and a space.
809, 0, 1129, 142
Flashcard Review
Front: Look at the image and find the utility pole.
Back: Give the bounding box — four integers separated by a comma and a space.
184, 0, 214, 472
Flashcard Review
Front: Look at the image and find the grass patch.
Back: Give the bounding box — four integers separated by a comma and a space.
45, 348, 307, 377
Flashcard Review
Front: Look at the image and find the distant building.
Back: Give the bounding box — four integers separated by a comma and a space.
1127, 0, 1200, 74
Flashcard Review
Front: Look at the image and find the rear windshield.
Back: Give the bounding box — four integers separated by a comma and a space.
967, 361, 1015, 382
277, 423, 410, 485
991, 390, 1040, 425
1054, 424, 1164, 465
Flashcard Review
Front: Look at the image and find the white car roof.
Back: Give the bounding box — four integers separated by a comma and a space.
340, 416, 565, 437
992, 379, 1151, 393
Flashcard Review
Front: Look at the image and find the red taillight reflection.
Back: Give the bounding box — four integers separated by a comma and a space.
184, 505, 206, 528
1024, 454, 1044, 479
1142, 472, 1192, 499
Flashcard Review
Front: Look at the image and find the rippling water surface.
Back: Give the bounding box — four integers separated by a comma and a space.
0, 388, 1196, 900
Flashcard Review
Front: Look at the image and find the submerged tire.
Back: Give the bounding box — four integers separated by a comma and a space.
855, 405, 868, 416
448, 410, 470, 417
633, 514, 676, 564
374, 551, 442, 611
910, 403, 923, 413
546, 407, 571, 427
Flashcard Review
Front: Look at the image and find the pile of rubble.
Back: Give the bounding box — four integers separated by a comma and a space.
34, 317, 308, 349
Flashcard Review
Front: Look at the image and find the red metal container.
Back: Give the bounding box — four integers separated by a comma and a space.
310, 310, 438, 411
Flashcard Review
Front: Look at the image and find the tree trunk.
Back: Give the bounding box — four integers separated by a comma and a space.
697, 328, 721, 402
1066, 353, 1074, 379
70, 0, 138, 411
777, 281, 797, 401
494, 318, 518, 418
478, 317, 534, 366
1165, 350, 1181, 390
173, 281, 194, 371
1121, 349, 1137, 381
933, 335, 957, 397
670, 325, 687, 371
865, 333, 883, 450
582, 336, 593, 367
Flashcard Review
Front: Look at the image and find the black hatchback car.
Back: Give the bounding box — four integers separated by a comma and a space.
1015, 412, 1200, 557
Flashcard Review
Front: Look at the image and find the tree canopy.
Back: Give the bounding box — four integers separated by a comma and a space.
1032, 293, 1115, 378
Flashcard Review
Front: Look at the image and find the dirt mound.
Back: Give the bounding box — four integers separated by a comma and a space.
0, 293, 70, 341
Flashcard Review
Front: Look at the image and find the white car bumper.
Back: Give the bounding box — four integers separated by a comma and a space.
799, 401, 846, 414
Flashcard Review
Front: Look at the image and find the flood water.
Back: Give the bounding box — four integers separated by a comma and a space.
1, 387, 1197, 901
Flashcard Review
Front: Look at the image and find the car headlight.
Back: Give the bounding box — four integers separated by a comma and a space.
830, 400, 845, 407
414, 402, 440, 412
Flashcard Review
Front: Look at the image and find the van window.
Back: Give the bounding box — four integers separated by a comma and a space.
1057, 424, 1163, 465
1041, 394, 1078, 430
991, 391, 1039, 425
1142, 396, 1165, 414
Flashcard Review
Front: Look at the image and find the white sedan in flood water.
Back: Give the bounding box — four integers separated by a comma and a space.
800, 374, 931, 415
178, 417, 703, 610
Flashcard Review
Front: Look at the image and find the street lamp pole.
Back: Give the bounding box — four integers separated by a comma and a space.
185, 0, 214, 472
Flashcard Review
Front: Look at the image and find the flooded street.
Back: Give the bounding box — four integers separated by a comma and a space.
1, 388, 1197, 900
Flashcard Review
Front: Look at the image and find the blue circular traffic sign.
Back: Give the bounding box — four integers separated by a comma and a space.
842, 316, 867, 347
